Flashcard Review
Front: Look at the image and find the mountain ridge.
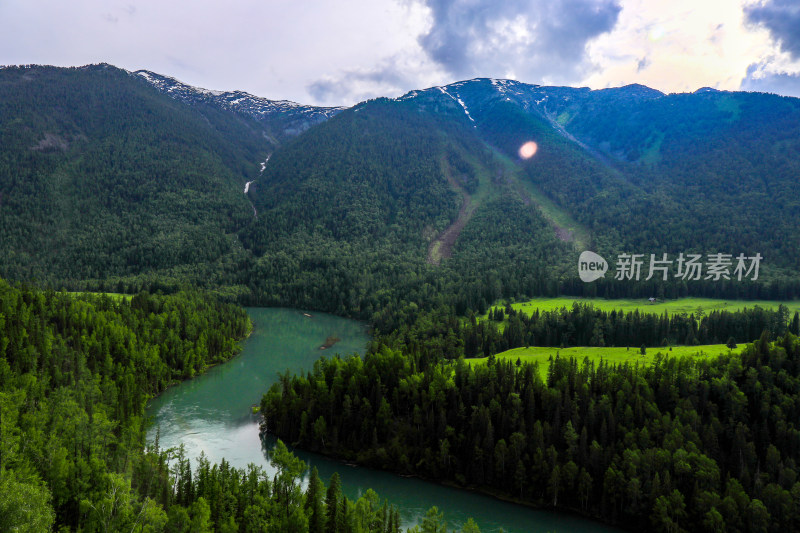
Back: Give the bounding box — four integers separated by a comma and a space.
2, 63, 800, 308
133, 69, 345, 140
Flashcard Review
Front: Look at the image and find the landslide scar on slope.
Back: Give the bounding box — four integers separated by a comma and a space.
426, 158, 475, 266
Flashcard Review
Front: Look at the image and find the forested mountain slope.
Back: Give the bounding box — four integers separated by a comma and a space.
238, 96, 572, 315
3, 64, 800, 312
0, 64, 272, 286
405, 78, 800, 274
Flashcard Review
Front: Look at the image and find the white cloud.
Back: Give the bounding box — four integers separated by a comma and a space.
0, 0, 428, 104
3, 0, 800, 105
583, 0, 780, 93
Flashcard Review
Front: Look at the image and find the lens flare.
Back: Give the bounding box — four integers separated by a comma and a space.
648, 26, 665, 42
519, 141, 538, 159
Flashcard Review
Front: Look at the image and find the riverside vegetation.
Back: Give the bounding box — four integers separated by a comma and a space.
0, 280, 459, 532
264, 328, 800, 532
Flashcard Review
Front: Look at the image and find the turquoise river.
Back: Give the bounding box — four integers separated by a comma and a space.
147, 308, 622, 532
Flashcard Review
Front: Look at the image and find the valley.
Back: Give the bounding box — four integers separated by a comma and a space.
3, 63, 800, 532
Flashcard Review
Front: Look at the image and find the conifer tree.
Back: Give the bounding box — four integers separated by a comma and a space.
325, 472, 342, 533
305, 467, 325, 533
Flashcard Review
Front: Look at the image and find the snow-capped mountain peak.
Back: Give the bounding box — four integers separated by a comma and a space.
133, 70, 345, 140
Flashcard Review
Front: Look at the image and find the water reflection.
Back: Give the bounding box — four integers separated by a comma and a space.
147, 308, 621, 533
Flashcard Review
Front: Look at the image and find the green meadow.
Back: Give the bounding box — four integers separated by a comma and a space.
67, 291, 131, 301
484, 296, 800, 320
469, 343, 741, 379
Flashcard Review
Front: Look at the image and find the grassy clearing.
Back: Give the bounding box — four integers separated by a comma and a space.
468, 343, 740, 379
640, 132, 664, 165
485, 296, 800, 320
450, 144, 496, 210
67, 291, 131, 301
491, 147, 592, 250
427, 241, 444, 264
716, 95, 742, 122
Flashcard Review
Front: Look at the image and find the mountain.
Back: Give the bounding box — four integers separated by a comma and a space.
133, 69, 344, 145
2, 64, 799, 314
237, 95, 573, 316
0, 63, 271, 289
393, 78, 800, 278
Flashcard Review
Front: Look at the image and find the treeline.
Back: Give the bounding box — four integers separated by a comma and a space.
464, 303, 797, 355
365, 302, 797, 370
145, 441, 477, 533
133, 439, 410, 533
560, 276, 800, 302
263, 333, 800, 531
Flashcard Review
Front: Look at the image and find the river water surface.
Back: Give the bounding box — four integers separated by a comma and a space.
147, 307, 621, 532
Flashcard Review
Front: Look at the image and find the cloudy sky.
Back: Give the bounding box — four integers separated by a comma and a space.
2, 0, 799, 105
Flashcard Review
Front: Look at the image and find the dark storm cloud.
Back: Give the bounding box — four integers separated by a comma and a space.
416, 0, 621, 81
741, 63, 800, 97
306, 0, 621, 104
745, 0, 800, 59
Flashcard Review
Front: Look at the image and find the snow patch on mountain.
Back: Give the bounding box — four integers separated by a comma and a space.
396, 90, 420, 101
455, 97, 475, 123
133, 70, 345, 125
490, 78, 529, 96
435, 86, 475, 124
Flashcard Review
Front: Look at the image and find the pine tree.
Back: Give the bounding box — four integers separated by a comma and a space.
305, 467, 325, 533
325, 472, 342, 533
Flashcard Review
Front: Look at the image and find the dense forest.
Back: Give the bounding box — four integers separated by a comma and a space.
0, 280, 468, 532
0, 280, 246, 529
4, 66, 800, 320
263, 331, 800, 532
